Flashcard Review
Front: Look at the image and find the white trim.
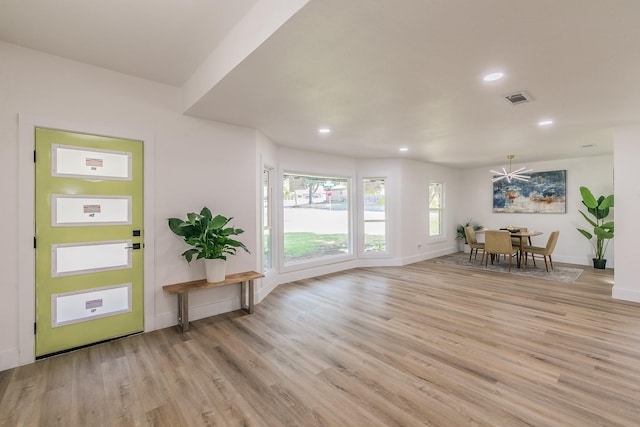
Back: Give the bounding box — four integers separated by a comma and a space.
17, 114, 155, 367
402, 247, 457, 265
279, 170, 355, 273
360, 176, 390, 258
612, 287, 640, 303
278, 259, 359, 285
428, 180, 447, 241
154, 293, 242, 330
262, 164, 274, 274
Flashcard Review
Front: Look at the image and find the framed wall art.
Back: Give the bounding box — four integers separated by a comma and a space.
492, 170, 566, 213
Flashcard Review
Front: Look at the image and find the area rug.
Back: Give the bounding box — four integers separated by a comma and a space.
434, 252, 583, 283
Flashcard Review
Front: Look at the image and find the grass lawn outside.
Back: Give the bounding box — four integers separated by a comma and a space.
284, 232, 385, 262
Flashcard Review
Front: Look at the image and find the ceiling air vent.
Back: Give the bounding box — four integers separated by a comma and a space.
504, 91, 533, 105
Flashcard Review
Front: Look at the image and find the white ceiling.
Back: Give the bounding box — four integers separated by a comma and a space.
2, 0, 639, 168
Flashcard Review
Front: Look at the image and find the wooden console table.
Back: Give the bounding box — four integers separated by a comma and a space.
162, 271, 264, 333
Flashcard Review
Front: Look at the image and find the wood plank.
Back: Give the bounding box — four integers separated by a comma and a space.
101, 356, 147, 426
3, 259, 640, 426
162, 271, 264, 294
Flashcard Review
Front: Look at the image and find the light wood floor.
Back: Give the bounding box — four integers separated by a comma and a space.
1, 258, 638, 426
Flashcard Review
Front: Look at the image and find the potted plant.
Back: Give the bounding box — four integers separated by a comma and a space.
456, 218, 483, 253
168, 207, 249, 282
576, 186, 614, 269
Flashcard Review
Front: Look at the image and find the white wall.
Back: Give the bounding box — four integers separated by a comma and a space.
2, 40, 630, 371
400, 159, 463, 263
612, 127, 640, 302
4, 41, 467, 370
460, 155, 614, 266
1, 42, 259, 369
256, 130, 279, 299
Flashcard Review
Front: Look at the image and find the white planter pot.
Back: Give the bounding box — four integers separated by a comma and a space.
460, 242, 471, 253
205, 259, 227, 283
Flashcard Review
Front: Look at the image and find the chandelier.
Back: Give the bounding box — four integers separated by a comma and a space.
490, 155, 533, 183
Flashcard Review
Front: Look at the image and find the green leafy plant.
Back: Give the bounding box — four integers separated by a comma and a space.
577, 186, 614, 260
456, 218, 483, 243
168, 207, 249, 263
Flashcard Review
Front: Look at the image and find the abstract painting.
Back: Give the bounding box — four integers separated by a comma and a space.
493, 170, 566, 213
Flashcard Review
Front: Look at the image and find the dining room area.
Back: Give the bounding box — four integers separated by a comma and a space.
442, 158, 617, 287
439, 225, 582, 285
470, 226, 557, 270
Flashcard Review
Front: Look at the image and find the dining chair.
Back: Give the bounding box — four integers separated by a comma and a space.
510, 227, 532, 246
523, 231, 559, 272
484, 230, 519, 271
464, 226, 485, 263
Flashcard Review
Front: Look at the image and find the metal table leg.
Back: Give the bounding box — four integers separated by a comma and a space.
177, 292, 189, 333
240, 279, 255, 314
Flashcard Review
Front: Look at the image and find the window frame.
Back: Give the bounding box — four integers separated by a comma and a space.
262, 165, 273, 273
361, 176, 388, 257
280, 170, 354, 272
428, 180, 447, 242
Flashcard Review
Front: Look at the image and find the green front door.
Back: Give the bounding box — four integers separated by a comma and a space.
34, 128, 144, 357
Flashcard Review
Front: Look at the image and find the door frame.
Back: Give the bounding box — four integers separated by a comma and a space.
17, 114, 156, 366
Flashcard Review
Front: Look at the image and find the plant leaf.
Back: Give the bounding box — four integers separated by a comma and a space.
599, 194, 614, 209
601, 221, 614, 231
594, 227, 614, 239
200, 207, 212, 220
577, 228, 592, 240
168, 218, 186, 235
579, 186, 598, 209
210, 214, 229, 229
595, 206, 609, 220
181, 248, 199, 263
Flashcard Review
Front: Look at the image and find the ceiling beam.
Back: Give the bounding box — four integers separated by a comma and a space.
181, 0, 310, 114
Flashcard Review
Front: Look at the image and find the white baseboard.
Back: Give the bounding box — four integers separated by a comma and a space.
400, 247, 457, 266
189, 297, 240, 322
154, 311, 179, 331
612, 287, 640, 303
154, 296, 242, 330
257, 278, 279, 303
356, 257, 404, 267
0, 348, 18, 372
271, 249, 458, 288
277, 260, 359, 284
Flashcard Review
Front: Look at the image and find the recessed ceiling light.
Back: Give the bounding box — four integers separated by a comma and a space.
399, 147, 409, 152
483, 72, 504, 82
318, 128, 331, 134
538, 120, 554, 127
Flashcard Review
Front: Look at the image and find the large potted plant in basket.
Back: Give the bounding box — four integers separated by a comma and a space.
168, 207, 249, 282
576, 186, 614, 269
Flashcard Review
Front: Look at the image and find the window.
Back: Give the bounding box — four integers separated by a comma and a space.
263, 166, 273, 272
363, 178, 386, 252
429, 182, 444, 237
282, 173, 351, 264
